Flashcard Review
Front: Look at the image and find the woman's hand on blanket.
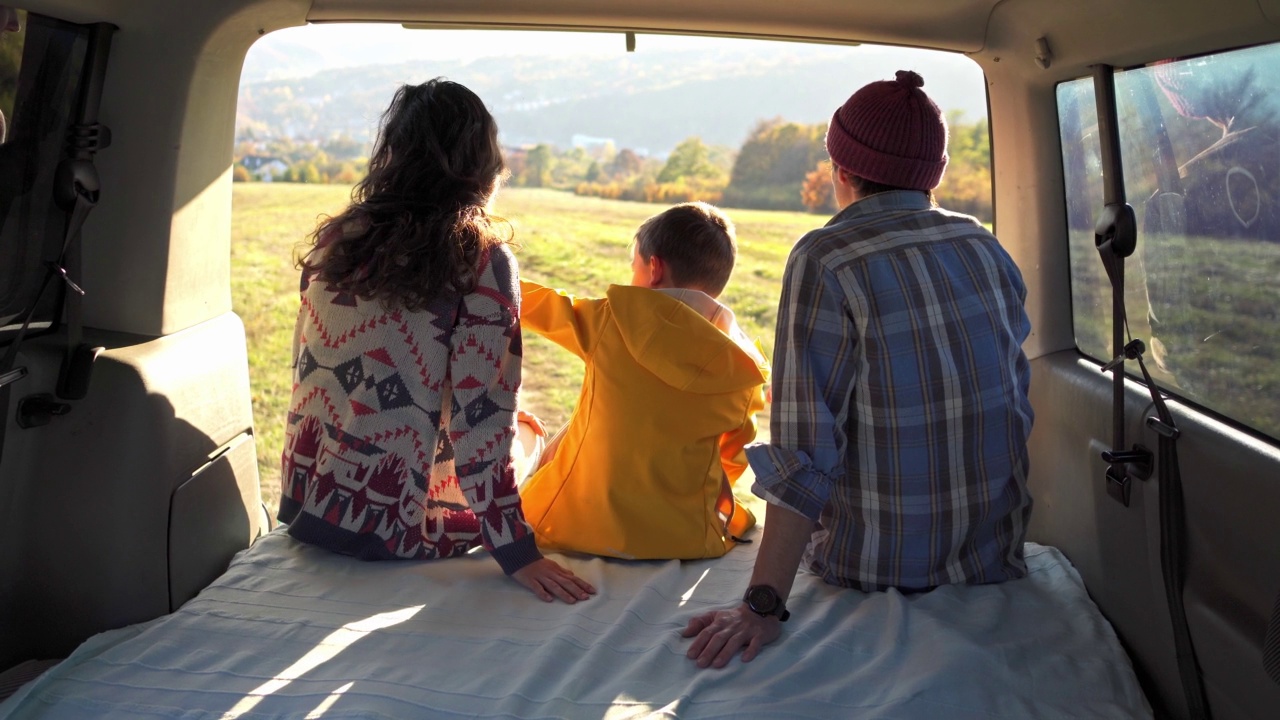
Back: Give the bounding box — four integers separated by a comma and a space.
512, 558, 597, 603
681, 604, 782, 668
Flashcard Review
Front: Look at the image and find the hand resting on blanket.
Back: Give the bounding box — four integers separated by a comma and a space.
682, 604, 782, 668
512, 557, 597, 603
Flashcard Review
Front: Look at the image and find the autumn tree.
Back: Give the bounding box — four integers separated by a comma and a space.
933, 112, 992, 221
658, 137, 725, 184
522, 144, 554, 187
800, 160, 836, 213
504, 148, 528, 185
606, 149, 644, 179
724, 119, 828, 211
335, 163, 359, 185
322, 133, 368, 161
550, 146, 593, 187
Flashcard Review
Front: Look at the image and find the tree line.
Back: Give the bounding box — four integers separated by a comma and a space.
506, 112, 991, 221
233, 113, 992, 222
232, 134, 369, 184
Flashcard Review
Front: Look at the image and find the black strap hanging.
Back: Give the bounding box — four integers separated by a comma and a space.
1129, 345, 1209, 719
0, 22, 114, 465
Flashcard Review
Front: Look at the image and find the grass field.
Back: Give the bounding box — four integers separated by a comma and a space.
1068, 227, 1280, 442
232, 183, 818, 514
233, 183, 1280, 516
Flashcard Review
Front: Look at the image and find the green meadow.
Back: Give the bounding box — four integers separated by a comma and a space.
1068, 228, 1280, 442
232, 183, 1280, 515
232, 183, 816, 514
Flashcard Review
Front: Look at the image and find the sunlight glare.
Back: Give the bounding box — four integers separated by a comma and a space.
304, 681, 354, 719
220, 605, 423, 720
679, 568, 710, 607
606, 693, 689, 718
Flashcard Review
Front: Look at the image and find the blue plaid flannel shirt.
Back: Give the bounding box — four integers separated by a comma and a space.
748, 191, 1034, 592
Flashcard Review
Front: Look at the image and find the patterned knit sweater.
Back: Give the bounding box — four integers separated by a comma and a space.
278, 244, 542, 574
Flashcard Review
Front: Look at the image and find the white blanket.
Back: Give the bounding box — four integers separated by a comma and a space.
0, 530, 1151, 719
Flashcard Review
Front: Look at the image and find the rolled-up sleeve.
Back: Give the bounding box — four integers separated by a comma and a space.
749, 243, 856, 522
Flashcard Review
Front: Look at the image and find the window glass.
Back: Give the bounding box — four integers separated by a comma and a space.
0, 9, 90, 335
1059, 43, 1280, 439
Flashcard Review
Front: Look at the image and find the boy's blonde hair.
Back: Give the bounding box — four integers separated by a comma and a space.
633, 202, 737, 296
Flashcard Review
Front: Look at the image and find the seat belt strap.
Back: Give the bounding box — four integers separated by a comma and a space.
54, 24, 114, 400
53, 134, 104, 400
1091, 64, 1211, 720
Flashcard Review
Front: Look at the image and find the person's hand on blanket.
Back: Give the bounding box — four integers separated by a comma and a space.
682, 605, 782, 668
682, 501, 813, 668
512, 557, 597, 603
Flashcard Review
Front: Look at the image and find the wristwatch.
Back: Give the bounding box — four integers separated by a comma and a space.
743, 584, 790, 622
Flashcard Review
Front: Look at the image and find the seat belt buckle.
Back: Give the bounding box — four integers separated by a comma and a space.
1102, 445, 1153, 507
1105, 464, 1131, 506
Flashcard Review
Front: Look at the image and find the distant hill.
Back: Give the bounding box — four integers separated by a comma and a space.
237, 45, 987, 156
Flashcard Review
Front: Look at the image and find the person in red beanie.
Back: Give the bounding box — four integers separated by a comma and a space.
682, 70, 1034, 668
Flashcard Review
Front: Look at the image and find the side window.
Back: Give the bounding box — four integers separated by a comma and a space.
1059, 43, 1280, 440
0, 9, 90, 336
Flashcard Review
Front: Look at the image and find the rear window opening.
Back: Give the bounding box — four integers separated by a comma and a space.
232, 24, 990, 514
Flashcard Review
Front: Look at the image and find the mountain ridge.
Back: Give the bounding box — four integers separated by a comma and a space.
237, 45, 987, 155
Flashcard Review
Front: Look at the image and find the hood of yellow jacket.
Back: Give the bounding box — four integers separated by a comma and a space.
604, 285, 768, 395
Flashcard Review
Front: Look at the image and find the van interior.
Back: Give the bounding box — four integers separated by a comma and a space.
1, 1, 1279, 718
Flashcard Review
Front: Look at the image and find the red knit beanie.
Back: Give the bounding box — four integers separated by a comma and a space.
825, 70, 949, 191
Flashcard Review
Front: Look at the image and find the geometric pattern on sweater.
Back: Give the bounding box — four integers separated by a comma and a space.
278, 245, 537, 568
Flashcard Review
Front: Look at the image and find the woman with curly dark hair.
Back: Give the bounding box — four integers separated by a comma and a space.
279, 78, 594, 604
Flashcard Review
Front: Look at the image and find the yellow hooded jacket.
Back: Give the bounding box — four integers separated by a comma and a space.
519, 280, 769, 560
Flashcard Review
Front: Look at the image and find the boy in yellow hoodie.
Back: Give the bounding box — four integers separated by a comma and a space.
518, 202, 769, 560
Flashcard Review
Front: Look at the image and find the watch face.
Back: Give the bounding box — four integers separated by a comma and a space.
746, 586, 778, 614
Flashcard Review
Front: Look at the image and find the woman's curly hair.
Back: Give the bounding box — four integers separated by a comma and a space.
299, 79, 510, 310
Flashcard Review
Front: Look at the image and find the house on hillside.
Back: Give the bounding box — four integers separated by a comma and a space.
239, 155, 290, 181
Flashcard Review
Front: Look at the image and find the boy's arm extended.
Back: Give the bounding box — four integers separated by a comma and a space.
519, 280, 607, 360
720, 383, 766, 485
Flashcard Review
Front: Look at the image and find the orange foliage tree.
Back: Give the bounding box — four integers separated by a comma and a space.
801, 160, 836, 213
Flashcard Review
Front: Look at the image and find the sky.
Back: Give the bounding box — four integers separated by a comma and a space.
269, 23, 706, 63
238, 22, 991, 144
246, 22, 982, 84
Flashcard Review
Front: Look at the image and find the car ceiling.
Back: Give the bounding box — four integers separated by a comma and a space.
305, 0, 1002, 53
20, 0, 1280, 80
